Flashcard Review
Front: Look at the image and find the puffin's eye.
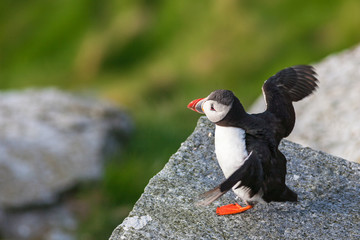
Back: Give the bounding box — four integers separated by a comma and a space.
210, 104, 216, 111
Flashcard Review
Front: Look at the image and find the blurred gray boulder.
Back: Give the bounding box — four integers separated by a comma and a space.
0, 205, 77, 240
0, 88, 132, 240
110, 116, 360, 240
0, 88, 131, 207
251, 44, 360, 163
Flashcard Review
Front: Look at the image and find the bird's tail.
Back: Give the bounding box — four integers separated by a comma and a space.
283, 186, 298, 202
267, 186, 298, 202
195, 186, 225, 206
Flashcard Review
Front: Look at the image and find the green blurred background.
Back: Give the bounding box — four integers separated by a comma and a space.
1, 0, 360, 239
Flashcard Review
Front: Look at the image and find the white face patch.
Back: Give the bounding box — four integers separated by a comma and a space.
202, 99, 232, 123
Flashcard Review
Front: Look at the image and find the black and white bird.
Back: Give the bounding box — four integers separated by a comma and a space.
187, 65, 318, 215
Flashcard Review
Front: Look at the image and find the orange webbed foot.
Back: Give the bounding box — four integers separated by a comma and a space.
216, 203, 253, 215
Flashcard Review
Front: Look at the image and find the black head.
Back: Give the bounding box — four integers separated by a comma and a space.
188, 89, 235, 123
207, 90, 235, 106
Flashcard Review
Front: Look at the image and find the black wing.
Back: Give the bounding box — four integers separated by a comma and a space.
260, 65, 318, 139
196, 150, 263, 206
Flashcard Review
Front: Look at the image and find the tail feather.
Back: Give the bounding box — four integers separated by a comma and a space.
280, 186, 298, 202
195, 186, 225, 206
263, 185, 298, 202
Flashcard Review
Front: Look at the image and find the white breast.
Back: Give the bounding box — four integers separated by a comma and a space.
214, 125, 248, 179
215, 125, 265, 204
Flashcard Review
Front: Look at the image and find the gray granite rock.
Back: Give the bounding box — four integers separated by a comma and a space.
251, 44, 360, 163
0, 88, 132, 208
110, 116, 360, 240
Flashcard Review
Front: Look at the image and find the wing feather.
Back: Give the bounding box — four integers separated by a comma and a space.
263, 65, 318, 103
195, 151, 263, 206
260, 65, 318, 138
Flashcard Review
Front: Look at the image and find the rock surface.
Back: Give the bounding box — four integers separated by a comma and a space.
251, 44, 360, 163
110, 116, 360, 240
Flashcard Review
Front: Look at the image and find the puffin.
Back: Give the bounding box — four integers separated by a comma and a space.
187, 65, 318, 215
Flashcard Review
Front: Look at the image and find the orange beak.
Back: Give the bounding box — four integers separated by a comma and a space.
187, 98, 205, 113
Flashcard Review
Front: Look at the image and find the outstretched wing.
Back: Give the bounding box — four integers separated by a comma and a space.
196, 151, 263, 206
260, 65, 318, 139
263, 65, 318, 102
